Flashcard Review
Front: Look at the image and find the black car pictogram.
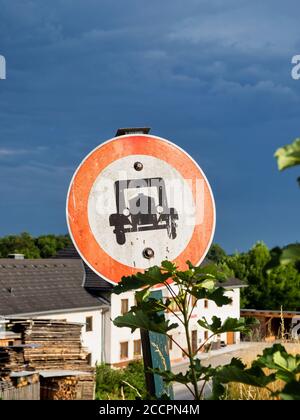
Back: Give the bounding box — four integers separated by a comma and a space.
109, 177, 178, 245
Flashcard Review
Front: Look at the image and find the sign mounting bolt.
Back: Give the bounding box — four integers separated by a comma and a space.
134, 162, 143, 171
143, 247, 154, 259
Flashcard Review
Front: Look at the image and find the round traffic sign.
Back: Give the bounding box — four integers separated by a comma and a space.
67, 134, 215, 285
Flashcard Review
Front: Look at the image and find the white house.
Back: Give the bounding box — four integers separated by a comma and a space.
105, 280, 243, 366
1, 247, 245, 367
0, 256, 109, 367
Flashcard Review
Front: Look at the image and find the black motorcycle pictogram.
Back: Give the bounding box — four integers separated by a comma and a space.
109, 177, 178, 245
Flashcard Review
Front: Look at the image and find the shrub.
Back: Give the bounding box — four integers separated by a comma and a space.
95, 361, 146, 400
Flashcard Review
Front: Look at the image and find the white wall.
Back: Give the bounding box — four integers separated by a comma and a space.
108, 292, 142, 365
36, 309, 104, 367
166, 287, 241, 362
107, 287, 241, 365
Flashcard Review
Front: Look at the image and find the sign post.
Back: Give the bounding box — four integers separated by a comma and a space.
66, 128, 215, 399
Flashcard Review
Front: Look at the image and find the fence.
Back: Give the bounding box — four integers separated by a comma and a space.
0, 382, 40, 400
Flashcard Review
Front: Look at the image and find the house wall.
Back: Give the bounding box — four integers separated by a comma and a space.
32, 287, 241, 368
107, 292, 142, 366
166, 288, 240, 362
107, 287, 241, 366
36, 309, 104, 367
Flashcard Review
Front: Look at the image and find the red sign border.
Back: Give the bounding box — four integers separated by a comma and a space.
66, 134, 216, 285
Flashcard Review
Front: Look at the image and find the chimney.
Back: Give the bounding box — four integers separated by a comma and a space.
8, 253, 25, 260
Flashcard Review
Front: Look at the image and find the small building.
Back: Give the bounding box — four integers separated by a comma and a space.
241, 309, 300, 341
106, 277, 245, 366
0, 258, 109, 366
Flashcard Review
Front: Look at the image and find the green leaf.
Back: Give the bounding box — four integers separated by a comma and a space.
198, 316, 254, 335
274, 138, 300, 171
150, 369, 191, 385
255, 344, 300, 373
215, 361, 276, 388
191, 286, 232, 307
135, 288, 151, 304
198, 316, 221, 333
114, 266, 171, 294
193, 359, 217, 381
113, 310, 178, 334
199, 279, 215, 290
273, 351, 290, 370
210, 378, 226, 400
161, 260, 177, 273
279, 381, 300, 400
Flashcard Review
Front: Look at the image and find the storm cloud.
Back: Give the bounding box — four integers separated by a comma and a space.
0, 0, 299, 251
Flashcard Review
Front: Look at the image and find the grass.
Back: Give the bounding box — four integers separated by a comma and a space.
224, 376, 284, 400
223, 343, 300, 400
95, 360, 147, 400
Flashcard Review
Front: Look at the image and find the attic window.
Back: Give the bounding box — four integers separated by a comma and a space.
86, 316, 93, 332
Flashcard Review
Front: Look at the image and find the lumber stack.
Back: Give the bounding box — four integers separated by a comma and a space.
0, 319, 95, 399
11, 320, 92, 371
0, 347, 26, 375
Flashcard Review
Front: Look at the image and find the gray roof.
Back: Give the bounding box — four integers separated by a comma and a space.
55, 246, 113, 291
38, 370, 92, 378
55, 247, 246, 290
0, 259, 108, 316
219, 277, 247, 288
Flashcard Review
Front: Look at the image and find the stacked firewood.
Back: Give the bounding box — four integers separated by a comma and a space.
0, 319, 95, 399
12, 372, 40, 388
41, 376, 78, 400
40, 374, 94, 400
11, 320, 92, 371
0, 347, 26, 375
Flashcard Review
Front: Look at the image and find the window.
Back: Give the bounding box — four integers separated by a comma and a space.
121, 299, 129, 315
134, 339, 142, 357
191, 330, 198, 354
204, 330, 209, 340
204, 299, 209, 309
191, 295, 197, 309
120, 341, 129, 359
86, 316, 93, 332
86, 353, 92, 366
168, 335, 173, 350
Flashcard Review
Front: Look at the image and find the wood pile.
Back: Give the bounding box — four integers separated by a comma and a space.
11, 320, 92, 371
0, 347, 26, 375
0, 319, 95, 399
40, 374, 94, 400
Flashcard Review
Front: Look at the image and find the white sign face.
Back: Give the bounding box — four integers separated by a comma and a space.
88, 155, 196, 269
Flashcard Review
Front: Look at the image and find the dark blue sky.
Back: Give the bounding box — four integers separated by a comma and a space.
0, 0, 299, 253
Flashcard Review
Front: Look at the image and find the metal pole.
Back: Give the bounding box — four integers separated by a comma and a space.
140, 290, 174, 399
115, 128, 174, 399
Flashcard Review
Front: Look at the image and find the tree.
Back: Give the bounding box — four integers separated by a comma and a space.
0, 233, 71, 258
274, 138, 300, 263
36, 234, 71, 258
226, 242, 300, 311
113, 261, 300, 400
0, 232, 40, 258
207, 243, 227, 263
226, 242, 270, 309
274, 137, 300, 185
